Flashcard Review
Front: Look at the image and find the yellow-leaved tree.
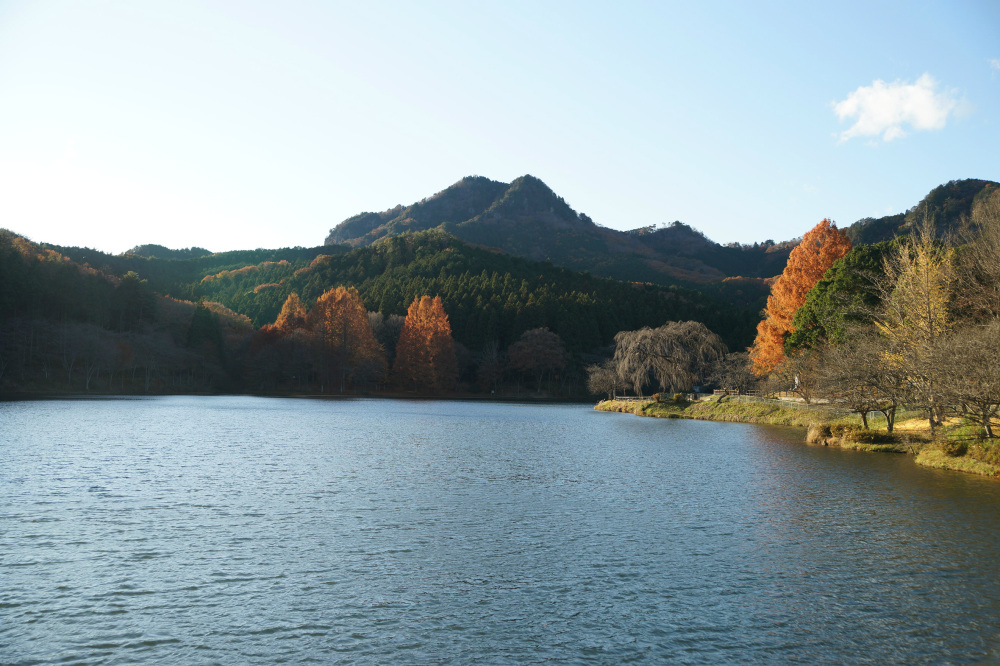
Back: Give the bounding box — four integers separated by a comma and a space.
875, 224, 954, 432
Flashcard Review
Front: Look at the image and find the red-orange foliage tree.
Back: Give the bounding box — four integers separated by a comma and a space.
274, 293, 308, 332
308, 286, 385, 391
750, 219, 851, 375
392, 295, 458, 391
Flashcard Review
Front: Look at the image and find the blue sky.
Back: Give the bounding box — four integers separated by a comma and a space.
1, 1, 997, 254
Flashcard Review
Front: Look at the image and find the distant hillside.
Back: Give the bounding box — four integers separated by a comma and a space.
328, 176, 1000, 287
44, 243, 340, 302
196, 230, 763, 352
326, 175, 792, 285
127, 244, 213, 260
27, 229, 764, 353
845, 179, 999, 245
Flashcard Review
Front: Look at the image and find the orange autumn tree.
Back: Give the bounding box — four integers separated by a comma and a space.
308, 286, 385, 391
750, 219, 851, 375
392, 295, 458, 391
274, 292, 308, 332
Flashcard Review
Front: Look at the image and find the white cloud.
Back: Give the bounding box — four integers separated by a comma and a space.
833, 74, 957, 142
991, 58, 1000, 72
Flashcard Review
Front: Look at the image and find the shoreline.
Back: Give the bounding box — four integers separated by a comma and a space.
595, 397, 1000, 480
0, 389, 593, 405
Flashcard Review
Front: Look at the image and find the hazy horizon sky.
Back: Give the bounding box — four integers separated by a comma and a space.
1, 1, 998, 254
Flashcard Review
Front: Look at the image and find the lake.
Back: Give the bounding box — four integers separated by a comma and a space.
2, 396, 999, 663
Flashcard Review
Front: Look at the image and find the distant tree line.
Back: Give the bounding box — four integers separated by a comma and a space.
6, 229, 760, 398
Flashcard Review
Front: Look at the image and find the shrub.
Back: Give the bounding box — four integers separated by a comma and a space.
672, 393, 689, 405
939, 439, 969, 457
806, 423, 832, 445
830, 424, 850, 438
969, 439, 1000, 466
847, 429, 898, 445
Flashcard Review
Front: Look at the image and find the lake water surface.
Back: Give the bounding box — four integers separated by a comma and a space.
2, 396, 999, 663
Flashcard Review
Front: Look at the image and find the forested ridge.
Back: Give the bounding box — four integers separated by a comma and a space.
0, 228, 759, 397
3, 177, 997, 403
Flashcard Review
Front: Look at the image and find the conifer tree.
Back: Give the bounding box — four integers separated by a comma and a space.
309, 286, 385, 391
750, 219, 851, 374
392, 295, 458, 391
274, 293, 307, 332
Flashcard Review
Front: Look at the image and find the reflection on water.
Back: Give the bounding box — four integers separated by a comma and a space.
2, 396, 999, 663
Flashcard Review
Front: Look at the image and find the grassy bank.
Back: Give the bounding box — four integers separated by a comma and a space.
596, 396, 1000, 479
595, 396, 839, 428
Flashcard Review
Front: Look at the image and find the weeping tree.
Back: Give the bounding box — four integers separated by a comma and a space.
613, 321, 727, 396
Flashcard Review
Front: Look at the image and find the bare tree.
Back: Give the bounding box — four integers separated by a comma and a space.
707, 351, 758, 394
934, 321, 1000, 438
773, 347, 825, 405
508, 328, 567, 393
586, 359, 624, 399
820, 331, 908, 431
954, 187, 1000, 322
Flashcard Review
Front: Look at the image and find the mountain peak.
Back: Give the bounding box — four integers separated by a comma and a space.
324, 174, 748, 283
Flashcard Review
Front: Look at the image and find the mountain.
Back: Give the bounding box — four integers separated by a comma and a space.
328, 176, 1000, 288
326, 175, 792, 285
845, 179, 999, 245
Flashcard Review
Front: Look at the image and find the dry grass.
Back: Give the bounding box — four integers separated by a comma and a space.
915, 449, 1000, 477
596, 397, 1000, 482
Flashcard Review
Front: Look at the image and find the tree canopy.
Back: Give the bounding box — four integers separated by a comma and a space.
750, 219, 851, 374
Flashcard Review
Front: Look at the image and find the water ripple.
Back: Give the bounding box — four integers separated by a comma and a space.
2, 396, 1000, 664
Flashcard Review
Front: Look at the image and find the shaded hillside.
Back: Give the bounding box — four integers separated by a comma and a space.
845, 179, 999, 245
2, 227, 763, 397
194, 230, 762, 352
326, 175, 792, 284
627, 223, 795, 281
43, 243, 341, 302
0, 229, 253, 394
